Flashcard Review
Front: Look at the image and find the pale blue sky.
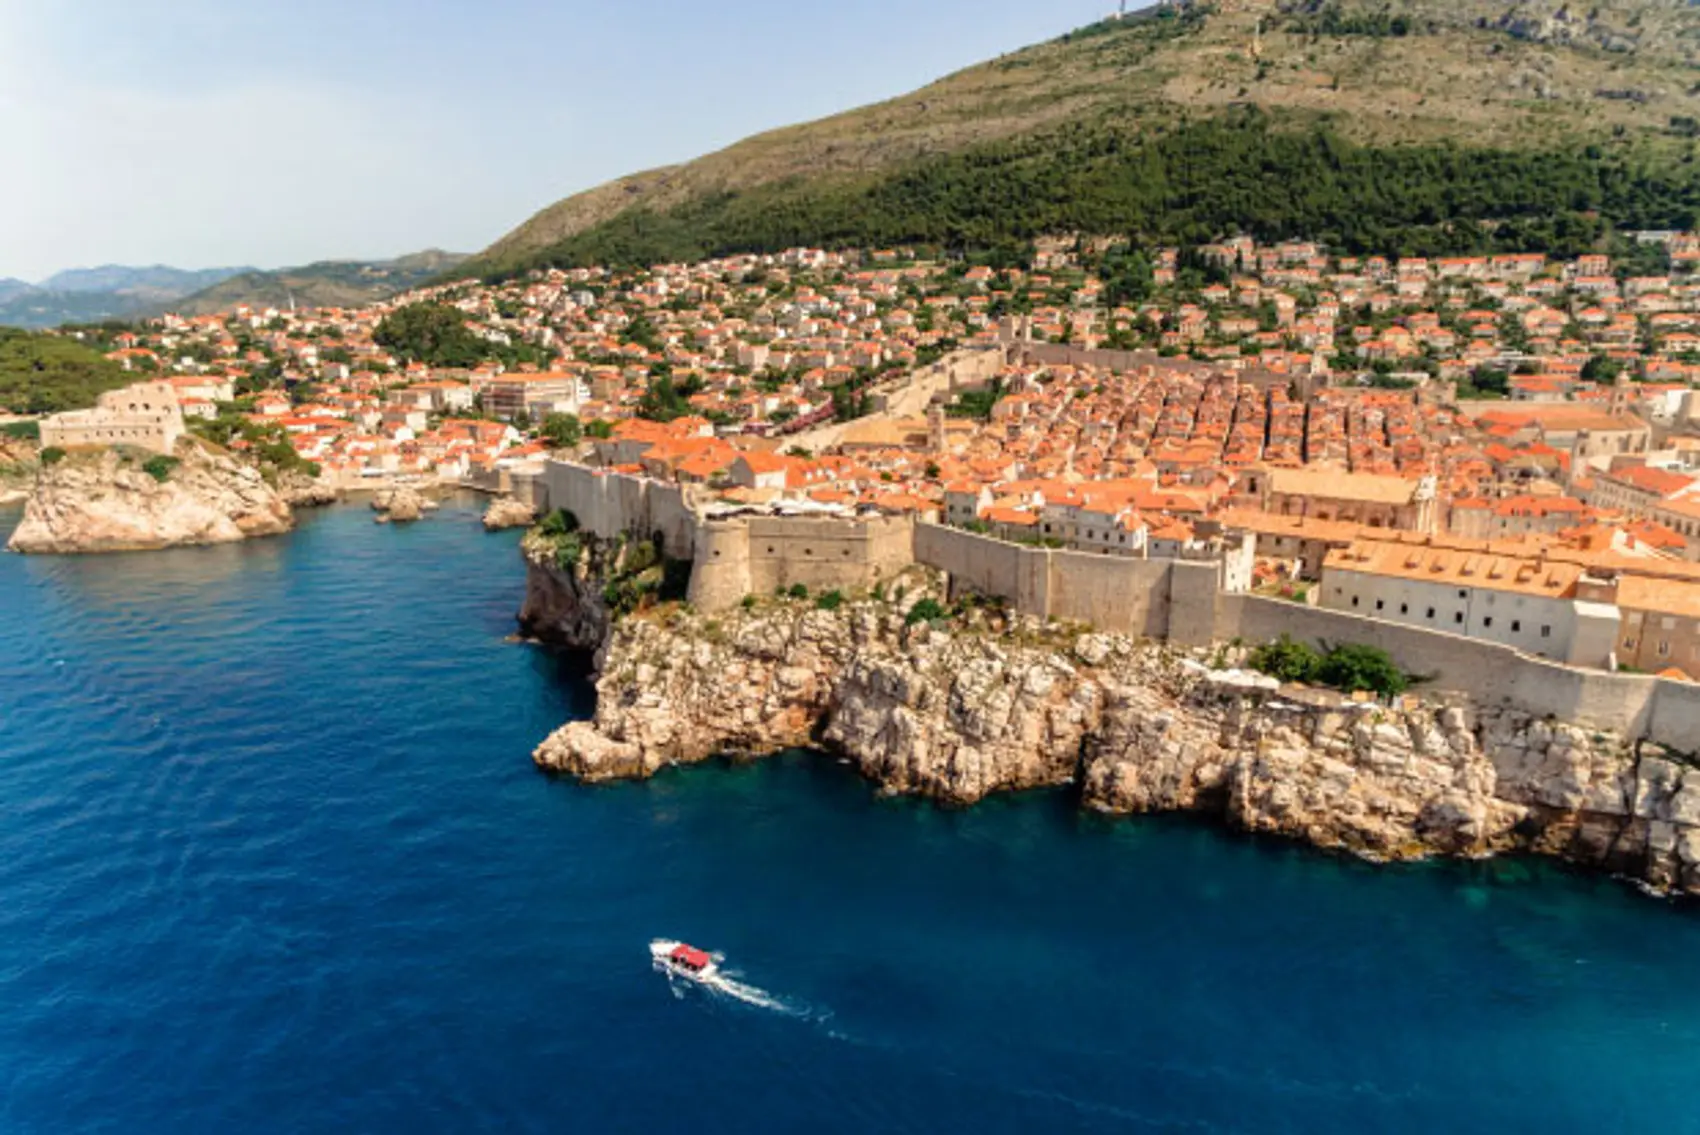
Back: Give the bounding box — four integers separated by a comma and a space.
0, 0, 1109, 281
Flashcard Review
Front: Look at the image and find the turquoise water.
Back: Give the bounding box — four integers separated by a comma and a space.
4, 497, 1700, 1133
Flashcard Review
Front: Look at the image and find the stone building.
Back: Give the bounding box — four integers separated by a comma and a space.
39, 381, 185, 455
1256, 467, 1438, 532
1319, 535, 1620, 668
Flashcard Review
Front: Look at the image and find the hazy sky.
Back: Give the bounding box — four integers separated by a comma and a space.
0, 0, 1109, 281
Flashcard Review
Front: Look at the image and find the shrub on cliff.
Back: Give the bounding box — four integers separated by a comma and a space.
1316, 643, 1408, 698
39, 446, 66, 466
1247, 636, 1409, 698
1246, 635, 1322, 684
141, 455, 180, 483
815, 590, 844, 612
537, 509, 580, 538
905, 598, 947, 627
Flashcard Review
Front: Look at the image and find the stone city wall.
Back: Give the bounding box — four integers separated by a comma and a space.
1210, 594, 1700, 749
539, 460, 699, 559
912, 522, 1224, 643
534, 462, 1700, 753
689, 514, 917, 611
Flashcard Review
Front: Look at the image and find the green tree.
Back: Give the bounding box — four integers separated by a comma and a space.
0, 329, 130, 415
374, 303, 489, 368
1246, 635, 1322, 683
541, 413, 582, 448
904, 597, 948, 626
1581, 355, 1623, 384
1316, 643, 1408, 697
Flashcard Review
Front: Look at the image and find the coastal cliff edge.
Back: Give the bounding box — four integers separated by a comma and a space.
524, 555, 1700, 898
7, 439, 293, 554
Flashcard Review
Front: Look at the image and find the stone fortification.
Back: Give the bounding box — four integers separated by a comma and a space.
688, 514, 916, 610
913, 521, 1233, 644
538, 460, 699, 557
533, 578, 1700, 898
8, 439, 292, 554
39, 381, 185, 455
538, 459, 927, 613
526, 461, 1700, 755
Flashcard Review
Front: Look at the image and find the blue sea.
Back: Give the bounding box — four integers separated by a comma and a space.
5, 497, 1700, 1133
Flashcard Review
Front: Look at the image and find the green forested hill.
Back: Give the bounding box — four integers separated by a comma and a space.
0, 330, 129, 415
470, 0, 1700, 276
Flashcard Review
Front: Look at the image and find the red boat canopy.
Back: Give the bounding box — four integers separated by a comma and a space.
671, 945, 711, 968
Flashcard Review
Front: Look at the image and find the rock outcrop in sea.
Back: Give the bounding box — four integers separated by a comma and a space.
279, 471, 339, 509
529, 563, 1700, 898
371, 486, 435, 524
7, 440, 293, 554
483, 497, 536, 532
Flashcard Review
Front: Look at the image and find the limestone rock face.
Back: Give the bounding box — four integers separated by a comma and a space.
7, 440, 292, 554
371, 486, 429, 523
532, 569, 1700, 897
516, 531, 615, 651
279, 471, 338, 508
483, 497, 536, 532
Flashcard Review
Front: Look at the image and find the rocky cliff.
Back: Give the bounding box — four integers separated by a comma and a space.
7, 440, 293, 554
516, 529, 619, 651
533, 568, 1700, 897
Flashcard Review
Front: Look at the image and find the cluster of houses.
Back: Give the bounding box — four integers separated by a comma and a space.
29, 232, 1700, 677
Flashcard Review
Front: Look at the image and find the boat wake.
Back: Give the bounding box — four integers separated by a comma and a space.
650, 938, 807, 1017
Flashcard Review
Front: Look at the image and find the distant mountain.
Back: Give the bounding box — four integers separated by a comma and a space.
0, 288, 165, 330
0, 253, 468, 329
167, 251, 470, 317
470, 0, 1700, 277
0, 264, 254, 330
38, 265, 252, 296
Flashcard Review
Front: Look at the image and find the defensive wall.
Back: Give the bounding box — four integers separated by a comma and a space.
867, 345, 1008, 416
688, 515, 917, 610
1213, 595, 1700, 752
1012, 343, 1300, 391
538, 459, 700, 559
531, 460, 1700, 752
39, 381, 185, 455
912, 523, 1223, 645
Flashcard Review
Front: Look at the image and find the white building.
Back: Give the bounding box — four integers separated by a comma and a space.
1320, 536, 1620, 668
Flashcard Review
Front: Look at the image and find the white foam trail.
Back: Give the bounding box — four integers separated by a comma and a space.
650, 938, 805, 1017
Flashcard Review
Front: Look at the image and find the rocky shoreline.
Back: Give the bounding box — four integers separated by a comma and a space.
524, 545, 1700, 899
7, 440, 295, 554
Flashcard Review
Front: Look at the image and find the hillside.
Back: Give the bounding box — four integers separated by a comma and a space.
168, 250, 470, 317
471, 0, 1700, 276
0, 328, 129, 415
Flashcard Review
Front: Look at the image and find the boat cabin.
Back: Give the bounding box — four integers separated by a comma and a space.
670, 945, 711, 972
